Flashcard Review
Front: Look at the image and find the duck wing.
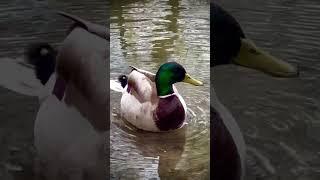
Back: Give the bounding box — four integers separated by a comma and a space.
55, 13, 108, 132
57, 11, 109, 40
129, 65, 156, 82
127, 70, 158, 104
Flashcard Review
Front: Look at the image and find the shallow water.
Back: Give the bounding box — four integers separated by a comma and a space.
214, 0, 320, 179
110, 0, 210, 179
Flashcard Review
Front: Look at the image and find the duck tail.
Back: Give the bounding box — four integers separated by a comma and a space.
110, 75, 127, 93
118, 75, 128, 88
25, 43, 57, 85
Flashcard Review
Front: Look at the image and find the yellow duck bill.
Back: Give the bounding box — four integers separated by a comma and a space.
183, 73, 203, 86
233, 39, 299, 77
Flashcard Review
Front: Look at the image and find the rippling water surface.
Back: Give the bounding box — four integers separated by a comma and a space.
110, 0, 210, 179
215, 0, 320, 179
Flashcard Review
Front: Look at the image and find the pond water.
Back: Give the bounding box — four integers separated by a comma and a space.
214, 0, 320, 179
110, 0, 210, 179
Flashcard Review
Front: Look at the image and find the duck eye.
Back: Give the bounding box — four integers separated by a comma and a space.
40, 48, 49, 56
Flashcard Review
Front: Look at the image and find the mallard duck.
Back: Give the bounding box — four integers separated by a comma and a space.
35, 12, 108, 180
0, 12, 108, 180
211, 2, 299, 180
212, 3, 299, 77
113, 62, 203, 132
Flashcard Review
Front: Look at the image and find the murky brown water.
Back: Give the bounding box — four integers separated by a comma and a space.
214, 0, 320, 179
110, 0, 210, 179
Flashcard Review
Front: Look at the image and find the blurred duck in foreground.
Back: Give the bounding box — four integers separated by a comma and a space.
0, 12, 108, 180
211, 2, 298, 180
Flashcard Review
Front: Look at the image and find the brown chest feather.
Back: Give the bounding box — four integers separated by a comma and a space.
154, 95, 185, 131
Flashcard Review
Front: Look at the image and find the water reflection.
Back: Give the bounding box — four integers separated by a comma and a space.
110, 0, 210, 179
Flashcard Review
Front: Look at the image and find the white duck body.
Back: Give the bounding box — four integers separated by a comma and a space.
35, 81, 104, 179
120, 68, 188, 132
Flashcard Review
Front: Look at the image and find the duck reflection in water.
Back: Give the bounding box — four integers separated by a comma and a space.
112, 119, 187, 179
